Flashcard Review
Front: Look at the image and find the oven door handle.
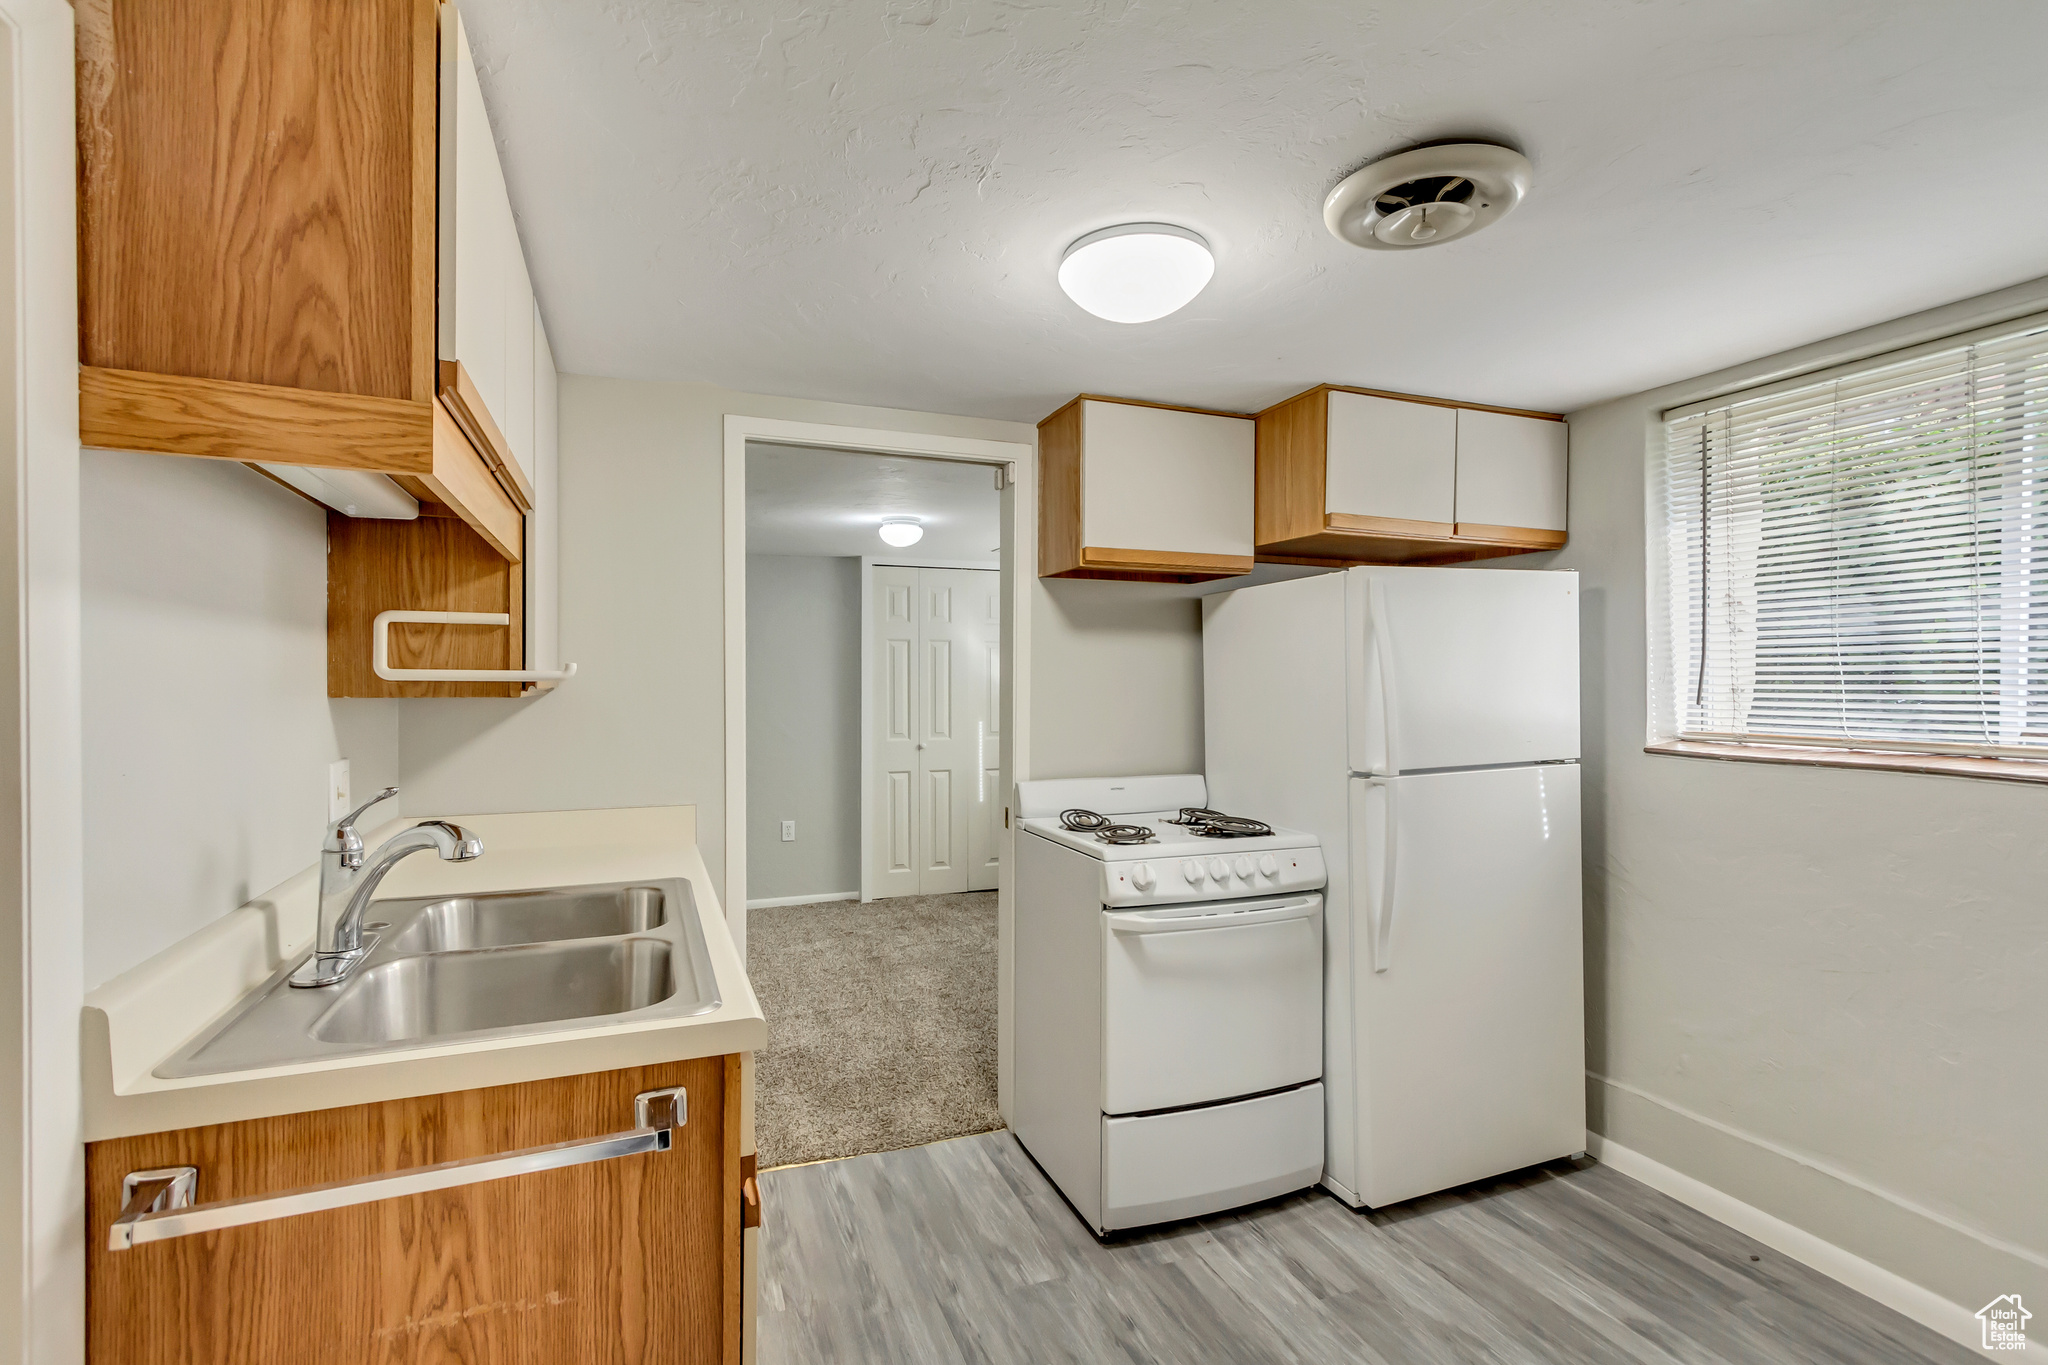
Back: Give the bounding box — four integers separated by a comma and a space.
1109, 900, 1321, 936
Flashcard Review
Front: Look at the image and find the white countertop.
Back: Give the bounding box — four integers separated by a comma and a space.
81, 805, 766, 1142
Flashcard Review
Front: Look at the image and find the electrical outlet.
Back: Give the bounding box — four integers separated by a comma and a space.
327, 760, 352, 821
780, 820, 796, 842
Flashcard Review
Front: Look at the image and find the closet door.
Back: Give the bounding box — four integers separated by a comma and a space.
915, 571, 973, 895
964, 573, 1002, 892
868, 566, 1000, 900
870, 567, 922, 899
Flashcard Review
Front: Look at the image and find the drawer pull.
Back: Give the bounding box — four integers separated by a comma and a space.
109, 1086, 684, 1251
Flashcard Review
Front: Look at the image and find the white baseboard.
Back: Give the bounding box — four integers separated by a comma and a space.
744, 891, 858, 910
1586, 1133, 1992, 1357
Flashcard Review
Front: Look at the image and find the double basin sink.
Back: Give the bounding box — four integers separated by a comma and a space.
157, 878, 721, 1078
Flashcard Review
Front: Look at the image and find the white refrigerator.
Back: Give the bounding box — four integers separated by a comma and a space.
1202, 566, 1585, 1209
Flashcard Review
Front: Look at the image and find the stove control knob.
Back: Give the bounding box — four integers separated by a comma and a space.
1131, 863, 1156, 892
1258, 854, 1279, 878
1234, 855, 1254, 880
1208, 858, 1230, 882
1183, 860, 1205, 885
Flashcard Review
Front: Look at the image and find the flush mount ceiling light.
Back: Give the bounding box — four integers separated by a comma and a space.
1058, 223, 1214, 323
1323, 143, 1533, 251
878, 517, 924, 547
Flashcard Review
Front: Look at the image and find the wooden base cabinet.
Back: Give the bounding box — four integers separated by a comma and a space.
87, 1056, 747, 1365
1255, 385, 1568, 565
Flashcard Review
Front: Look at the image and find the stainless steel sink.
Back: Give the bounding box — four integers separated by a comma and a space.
378, 885, 667, 953
312, 939, 676, 1046
155, 878, 720, 1077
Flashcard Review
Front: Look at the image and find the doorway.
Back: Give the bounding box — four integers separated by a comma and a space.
733, 428, 1026, 1170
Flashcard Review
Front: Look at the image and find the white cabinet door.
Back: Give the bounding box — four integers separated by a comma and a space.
438, 8, 505, 419
501, 242, 535, 485
527, 303, 558, 674
1079, 400, 1254, 557
1324, 391, 1457, 527
1454, 409, 1568, 532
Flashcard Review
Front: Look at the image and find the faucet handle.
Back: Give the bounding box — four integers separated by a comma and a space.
329, 787, 400, 849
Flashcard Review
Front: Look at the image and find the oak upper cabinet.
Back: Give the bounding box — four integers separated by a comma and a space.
438, 4, 540, 511
1255, 384, 1567, 564
75, 0, 565, 699
86, 1057, 749, 1365
74, 0, 521, 556
1039, 396, 1256, 583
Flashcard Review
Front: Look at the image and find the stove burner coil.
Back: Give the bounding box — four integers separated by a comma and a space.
1058, 809, 1156, 844
1166, 807, 1273, 838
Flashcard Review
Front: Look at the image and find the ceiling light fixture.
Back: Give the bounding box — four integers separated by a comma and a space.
1323, 143, 1532, 251
878, 517, 924, 547
1058, 223, 1214, 323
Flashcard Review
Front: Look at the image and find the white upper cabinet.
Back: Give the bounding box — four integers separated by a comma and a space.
1040, 397, 1256, 582
1255, 385, 1568, 563
527, 301, 561, 682
1083, 401, 1254, 556
501, 245, 536, 482
1325, 390, 1457, 528
1453, 408, 1568, 533
438, 4, 537, 503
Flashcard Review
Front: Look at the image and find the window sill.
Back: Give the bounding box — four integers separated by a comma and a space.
1645, 739, 2048, 787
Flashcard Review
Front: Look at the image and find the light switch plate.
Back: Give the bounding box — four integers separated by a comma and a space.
780, 820, 796, 842
327, 760, 352, 821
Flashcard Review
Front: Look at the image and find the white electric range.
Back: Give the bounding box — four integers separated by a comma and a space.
1011, 773, 1328, 1235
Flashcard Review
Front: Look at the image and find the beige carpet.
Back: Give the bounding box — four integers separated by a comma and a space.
748, 891, 1000, 1169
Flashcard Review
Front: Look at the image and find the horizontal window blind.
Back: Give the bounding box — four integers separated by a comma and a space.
1659, 314, 2048, 759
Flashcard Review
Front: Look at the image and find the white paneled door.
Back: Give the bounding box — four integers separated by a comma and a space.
870, 566, 1000, 899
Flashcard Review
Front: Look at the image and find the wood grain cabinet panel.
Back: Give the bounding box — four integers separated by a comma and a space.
1255, 384, 1568, 565
76, 0, 439, 402
76, 0, 564, 697
1038, 395, 1256, 583
86, 1056, 745, 1365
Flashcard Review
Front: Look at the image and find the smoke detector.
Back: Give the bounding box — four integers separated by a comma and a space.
1323, 143, 1532, 251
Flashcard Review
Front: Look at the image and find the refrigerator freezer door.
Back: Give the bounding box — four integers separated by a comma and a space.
1346, 566, 1580, 775
1346, 766, 1585, 1208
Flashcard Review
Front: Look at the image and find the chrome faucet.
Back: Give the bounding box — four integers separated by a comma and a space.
289, 787, 483, 988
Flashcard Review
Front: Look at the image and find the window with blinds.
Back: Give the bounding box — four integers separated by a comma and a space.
1656, 314, 2048, 760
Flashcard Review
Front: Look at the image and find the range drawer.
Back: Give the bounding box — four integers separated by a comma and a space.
1101, 1082, 1324, 1231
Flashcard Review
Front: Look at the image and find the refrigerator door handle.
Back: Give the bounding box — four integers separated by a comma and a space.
1368, 577, 1400, 775
1364, 777, 1397, 973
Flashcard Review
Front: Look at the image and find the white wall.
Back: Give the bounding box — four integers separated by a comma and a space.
1029, 578, 1204, 779
79, 452, 400, 990
394, 377, 1039, 889
1554, 277, 2048, 1318
745, 554, 858, 902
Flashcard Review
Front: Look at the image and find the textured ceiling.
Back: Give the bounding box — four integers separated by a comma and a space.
463, 1, 2048, 422
746, 443, 1001, 560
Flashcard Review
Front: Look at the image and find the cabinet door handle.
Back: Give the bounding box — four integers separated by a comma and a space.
108, 1086, 684, 1251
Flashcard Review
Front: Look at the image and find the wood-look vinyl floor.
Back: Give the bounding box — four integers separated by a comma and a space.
757, 1130, 1973, 1365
